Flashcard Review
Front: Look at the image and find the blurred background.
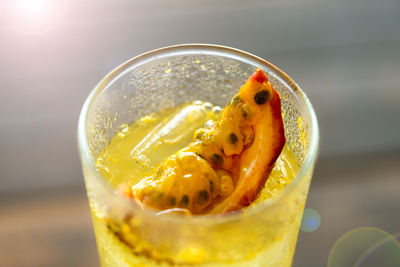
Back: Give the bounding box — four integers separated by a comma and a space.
0, 0, 399, 266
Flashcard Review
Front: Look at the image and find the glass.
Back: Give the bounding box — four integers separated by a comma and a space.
78, 44, 319, 266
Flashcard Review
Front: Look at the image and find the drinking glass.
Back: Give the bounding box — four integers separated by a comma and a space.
78, 44, 319, 266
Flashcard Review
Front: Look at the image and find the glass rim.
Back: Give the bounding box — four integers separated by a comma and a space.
77, 43, 319, 225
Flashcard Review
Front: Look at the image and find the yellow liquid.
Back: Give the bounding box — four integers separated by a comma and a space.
93, 101, 301, 266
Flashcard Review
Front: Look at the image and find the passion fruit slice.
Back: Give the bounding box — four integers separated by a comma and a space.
120, 68, 286, 214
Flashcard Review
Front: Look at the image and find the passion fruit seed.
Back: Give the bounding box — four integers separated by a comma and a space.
254, 90, 270, 105
220, 175, 234, 197
195, 129, 206, 140
211, 153, 223, 165
197, 190, 209, 205
169, 197, 176, 206
209, 180, 215, 192
242, 106, 249, 119
230, 95, 241, 105
180, 195, 189, 206
242, 127, 254, 146
229, 133, 238, 144
152, 192, 164, 202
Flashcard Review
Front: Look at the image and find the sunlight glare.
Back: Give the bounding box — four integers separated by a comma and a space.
0, 0, 67, 34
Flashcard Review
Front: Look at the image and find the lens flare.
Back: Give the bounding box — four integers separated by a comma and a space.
300, 208, 321, 232
0, 0, 67, 34
328, 227, 400, 267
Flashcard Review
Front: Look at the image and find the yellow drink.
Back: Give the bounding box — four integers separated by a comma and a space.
78, 44, 319, 267
92, 101, 301, 266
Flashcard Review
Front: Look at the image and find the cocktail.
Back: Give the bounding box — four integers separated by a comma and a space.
78, 44, 319, 266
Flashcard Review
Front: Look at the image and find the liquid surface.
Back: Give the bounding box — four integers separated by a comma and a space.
96, 101, 298, 207
92, 101, 304, 266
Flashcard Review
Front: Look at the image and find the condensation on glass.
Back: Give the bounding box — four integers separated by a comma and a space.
78, 44, 319, 267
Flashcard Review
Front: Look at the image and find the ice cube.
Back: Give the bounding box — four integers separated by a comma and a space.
130, 103, 212, 168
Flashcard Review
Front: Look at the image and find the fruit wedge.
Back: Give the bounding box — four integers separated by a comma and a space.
120, 68, 286, 214
210, 69, 286, 213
